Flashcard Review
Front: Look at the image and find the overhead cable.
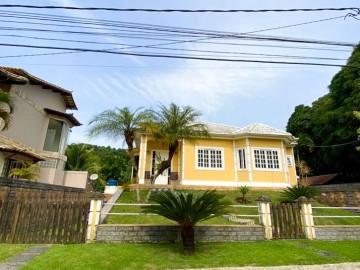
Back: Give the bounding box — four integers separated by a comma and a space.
0, 5, 358, 13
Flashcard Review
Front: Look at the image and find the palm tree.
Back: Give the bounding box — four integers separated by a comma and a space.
65, 143, 94, 171
142, 189, 230, 255
0, 89, 12, 131
9, 162, 39, 181
143, 103, 209, 184
88, 107, 146, 176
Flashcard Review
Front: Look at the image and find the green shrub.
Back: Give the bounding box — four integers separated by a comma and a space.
91, 178, 106, 192
280, 185, 319, 203
235, 185, 251, 204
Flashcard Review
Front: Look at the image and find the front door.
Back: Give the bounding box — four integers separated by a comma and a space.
151, 150, 170, 185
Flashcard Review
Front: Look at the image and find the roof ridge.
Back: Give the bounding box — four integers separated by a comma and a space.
195, 120, 241, 129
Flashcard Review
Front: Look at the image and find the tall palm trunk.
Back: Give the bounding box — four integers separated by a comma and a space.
181, 225, 195, 255
150, 141, 178, 185
125, 131, 140, 202
146, 141, 179, 202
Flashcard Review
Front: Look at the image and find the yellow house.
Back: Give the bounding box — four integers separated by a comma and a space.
136, 121, 298, 188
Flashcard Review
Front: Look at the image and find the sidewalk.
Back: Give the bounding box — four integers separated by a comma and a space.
0, 246, 50, 270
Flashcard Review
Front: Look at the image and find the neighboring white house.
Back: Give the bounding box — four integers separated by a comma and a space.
0, 67, 87, 188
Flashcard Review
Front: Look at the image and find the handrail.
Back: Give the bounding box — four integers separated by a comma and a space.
312, 206, 360, 210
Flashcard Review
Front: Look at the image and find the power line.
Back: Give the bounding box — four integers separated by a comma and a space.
0, 63, 337, 69
0, 5, 358, 13
0, 42, 358, 68
302, 140, 359, 148
0, 34, 347, 61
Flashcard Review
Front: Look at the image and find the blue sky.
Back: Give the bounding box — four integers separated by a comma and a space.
1, 0, 359, 148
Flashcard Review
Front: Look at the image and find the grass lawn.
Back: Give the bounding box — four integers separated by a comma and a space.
104, 189, 360, 225
0, 244, 30, 262
21, 240, 360, 270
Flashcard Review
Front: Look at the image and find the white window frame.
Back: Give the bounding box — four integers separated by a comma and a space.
286, 155, 293, 166
252, 148, 282, 171
238, 148, 247, 170
196, 147, 224, 170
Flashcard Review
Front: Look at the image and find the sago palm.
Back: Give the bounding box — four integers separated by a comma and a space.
280, 185, 319, 203
142, 189, 230, 255
143, 103, 209, 184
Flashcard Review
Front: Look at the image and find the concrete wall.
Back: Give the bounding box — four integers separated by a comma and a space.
96, 225, 265, 243
315, 226, 360, 240
63, 171, 88, 189
0, 177, 87, 201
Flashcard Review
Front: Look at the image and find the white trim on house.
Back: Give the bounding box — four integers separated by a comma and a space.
181, 179, 291, 188
181, 138, 185, 181
251, 147, 282, 171
233, 139, 238, 183
237, 147, 247, 170
245, 138, 253, 181
281, 141, 289, 184
195, 146, 225, 171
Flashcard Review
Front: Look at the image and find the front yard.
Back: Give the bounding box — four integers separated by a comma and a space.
104, 189, 360, 225
15, 241, 360, 270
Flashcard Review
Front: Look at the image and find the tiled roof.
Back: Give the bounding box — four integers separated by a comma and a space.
196, 121, 293, 138
0, 67, 77, 110
44, 108, 82, 127
194, 121, 240, 135
0, 134, 46, 162
307, 174, 338, 186
237, 123, 292, 136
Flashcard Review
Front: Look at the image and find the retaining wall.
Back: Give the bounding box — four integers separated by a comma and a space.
96, 225, 265, 243
315, 226, 360, 240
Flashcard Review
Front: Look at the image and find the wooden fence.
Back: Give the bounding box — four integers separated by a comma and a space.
0, 200, 90, 244
270, 203, 304, 239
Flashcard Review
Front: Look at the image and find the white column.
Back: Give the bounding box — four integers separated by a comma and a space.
246, 138, 253, 182
181, 138, 185, 182
281, 141, 289, 183
87, 197, 103, 242
257, 196, 272, 240
233, 139, 238, 185
297, 197, 316, 240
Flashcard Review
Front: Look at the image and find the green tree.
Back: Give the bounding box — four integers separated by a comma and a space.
287, 43, 360, 181
355, 111, 360, 151
0, 89, 12, 131
142, 190, 229, 255
143, 103, 209, 184
65, 143, 94, 171
87, 107, 146, 176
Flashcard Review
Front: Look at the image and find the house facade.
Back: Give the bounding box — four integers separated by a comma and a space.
0, 67, 86, 188
137, 122, 298, 188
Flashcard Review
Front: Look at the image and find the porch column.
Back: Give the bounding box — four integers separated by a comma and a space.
138, 135, 147, 184
257, 196, 272, 240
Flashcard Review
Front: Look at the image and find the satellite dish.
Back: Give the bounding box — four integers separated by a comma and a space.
90, 174, 98, 181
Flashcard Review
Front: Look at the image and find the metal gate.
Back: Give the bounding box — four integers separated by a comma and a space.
270, 203, 304, 239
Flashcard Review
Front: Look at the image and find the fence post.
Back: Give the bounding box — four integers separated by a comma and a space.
257, 196, 272, 240
296, 196, 315, 240
87, 192, 104, 242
